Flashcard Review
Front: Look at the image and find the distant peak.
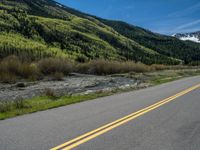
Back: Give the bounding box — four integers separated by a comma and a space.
173, 31, 200, 43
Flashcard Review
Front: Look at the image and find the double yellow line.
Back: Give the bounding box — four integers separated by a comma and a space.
51, 83, 200, 150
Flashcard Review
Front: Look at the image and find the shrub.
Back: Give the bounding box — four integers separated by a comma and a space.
76, 59, 151, 75
122, 62, 150, 73
18, 63, 40, 78
0, 102, 12, 113
0, 55, 21, 74
76, 55, 88, 63
38, 58, 74, 75
0, 72, 17, 83
16, 82, 26, 88
44, 88, 56, 98
0, 56, 179, 82
77, 59, 119, 75
0, 56, 40, 82
151, 64, 168, 71
52, 72, 64, 81
14, 98, 26, 109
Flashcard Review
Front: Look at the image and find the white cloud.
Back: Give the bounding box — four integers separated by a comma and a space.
174, 19, 200, 31
168, 2, 200, 18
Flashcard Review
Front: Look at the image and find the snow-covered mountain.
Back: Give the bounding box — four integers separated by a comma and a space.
173, 31, 200, 43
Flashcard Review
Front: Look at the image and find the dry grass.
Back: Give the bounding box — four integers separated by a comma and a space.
44, 88, 57, 98
151, 64, 168, 71
77, 59, 151, 75
0, 72, 17, 83
0, 56, 197, 83
18, 63, 40, 78
0, 55, 39, 83
0, 55, 21, 74
0, 56, 73, 83
38, 58, 74, 75
52, 72, 64, 81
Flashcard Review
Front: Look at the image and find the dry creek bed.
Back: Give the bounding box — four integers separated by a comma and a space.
0, 73, 148, 102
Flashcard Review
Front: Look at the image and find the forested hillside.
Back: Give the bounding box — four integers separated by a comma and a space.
99, 20, 200, 64
0, 0, 199, 64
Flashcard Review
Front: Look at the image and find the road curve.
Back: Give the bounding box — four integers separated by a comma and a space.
0, 76, 200, 150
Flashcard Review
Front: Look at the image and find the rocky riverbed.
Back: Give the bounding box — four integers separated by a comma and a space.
0, 74, 142, 101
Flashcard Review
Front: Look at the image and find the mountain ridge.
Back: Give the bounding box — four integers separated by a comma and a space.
0, 0, 200, 64
174, 31, 200, 43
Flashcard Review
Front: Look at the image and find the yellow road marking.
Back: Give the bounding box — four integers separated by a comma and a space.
51, 84, 200, 150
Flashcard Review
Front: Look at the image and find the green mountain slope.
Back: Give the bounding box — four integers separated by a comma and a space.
98, 20, 200, 64
46, 1, 200, 64
0, 0, 198, 64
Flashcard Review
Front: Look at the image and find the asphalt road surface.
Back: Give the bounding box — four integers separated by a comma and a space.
0, 76, 200, 150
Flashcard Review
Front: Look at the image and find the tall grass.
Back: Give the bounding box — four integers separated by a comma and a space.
0, 56, 194, 83
0, 55, 40, 83
76, 59, 167, 75
38, 58, 73, 75
0, 56, 74, 83
0, 98, 26, 113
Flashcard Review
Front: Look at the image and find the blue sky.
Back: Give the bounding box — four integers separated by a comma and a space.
56, 0, 200, 35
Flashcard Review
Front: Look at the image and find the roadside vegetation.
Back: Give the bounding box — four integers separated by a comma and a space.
0, 64, 200, 120
0, 55, 196, 83
0, 92, 112, 120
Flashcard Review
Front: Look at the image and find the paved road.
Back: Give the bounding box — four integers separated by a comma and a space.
0, 76, 200, 150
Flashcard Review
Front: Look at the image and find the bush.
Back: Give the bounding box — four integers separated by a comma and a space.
76, 59, 151, 75
16, 82, 26, 88
77, 59, 119, 75
0, 72, 17, 83
0, 56, 40, 82
0, 55, 21, 74
38, 58, 74, 75
18, 63, 40, 78
0, 56, 183, 82
76, 55, 88, 63
151, 64, 168, 71
52, 72, 64, 81
14, 98, 26, 109
123, 62, 150, 73
0, 102, 12, 113
44, 88, 56, 98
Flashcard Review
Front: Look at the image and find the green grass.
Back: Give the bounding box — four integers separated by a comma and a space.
0, 32, 69, 59
151, 76, 182, 85
0, 92, 114, 120
149, 69, 200, 85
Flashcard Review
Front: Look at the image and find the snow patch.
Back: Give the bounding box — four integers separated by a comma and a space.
180, 35, 200, 43
171, 34, 176, 37
56, 3, 63, 8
